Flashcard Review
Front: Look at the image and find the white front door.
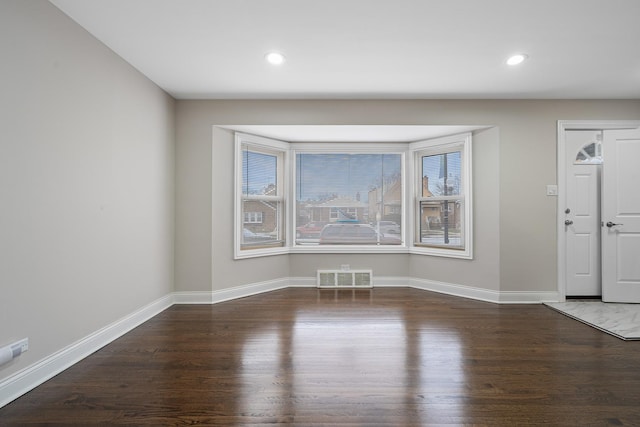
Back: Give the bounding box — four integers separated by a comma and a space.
602, 128, 640, 303
565, 131, 602, 296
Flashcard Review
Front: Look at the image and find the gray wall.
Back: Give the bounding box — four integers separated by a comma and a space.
0, 0, 175, 380
175, 100, 640, 294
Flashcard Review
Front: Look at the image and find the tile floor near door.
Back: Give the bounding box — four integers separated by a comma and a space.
545, 300, 640, 340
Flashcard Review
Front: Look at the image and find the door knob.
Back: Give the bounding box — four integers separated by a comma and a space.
564, 219, 573, 225
606, 221, 623, 228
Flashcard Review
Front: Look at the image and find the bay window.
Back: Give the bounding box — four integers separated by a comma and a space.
234, 131, 472, 259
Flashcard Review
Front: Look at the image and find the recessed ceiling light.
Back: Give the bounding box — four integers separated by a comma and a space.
265, 52, 286, 65
506, 54, 528, 66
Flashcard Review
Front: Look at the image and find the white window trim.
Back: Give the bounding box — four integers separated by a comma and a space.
289, 142, 408, 254
234, 133, 290, 259
233, 133, 472, 258
409, 133, 473, 259
329, 207, 358, 221
244, 212, 263, 224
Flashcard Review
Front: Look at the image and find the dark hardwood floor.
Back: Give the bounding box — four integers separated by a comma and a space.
2, 288, 639, 426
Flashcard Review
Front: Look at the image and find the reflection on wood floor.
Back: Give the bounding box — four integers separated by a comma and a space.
2, 288, 640, 425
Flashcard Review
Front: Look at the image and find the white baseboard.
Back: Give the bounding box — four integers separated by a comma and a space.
174, 278, 292, 305
209, 278, 290, 303
0, 276, 560, 409
407, 277, 558, 304
374, 276, 411, 287
288, 277, 316, 287
408, 277, 501, 303
172, 290, 215, 304
497, 290, 561, 304
172, 276, 556, 305
0, 294, 173, 409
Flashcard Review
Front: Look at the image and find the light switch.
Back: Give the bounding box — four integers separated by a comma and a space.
546, 185, 558, 196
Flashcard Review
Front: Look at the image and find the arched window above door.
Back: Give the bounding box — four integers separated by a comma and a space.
574, 135, 603, 164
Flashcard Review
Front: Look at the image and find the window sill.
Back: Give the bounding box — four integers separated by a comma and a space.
409, 246, 473, 259
235, 245, 473, 259
234, 246, 289, 260
290, 245, 409, 254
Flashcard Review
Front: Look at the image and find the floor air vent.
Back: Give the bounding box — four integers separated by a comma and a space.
317, 269, 373, 288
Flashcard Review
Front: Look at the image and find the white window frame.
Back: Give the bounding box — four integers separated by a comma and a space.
409, 133, 473, 259
233, 133, 472, 259
244, 212, 263, 224
234, 133, 289, 259
290, 143, 408, 254
329, 207, 358, 221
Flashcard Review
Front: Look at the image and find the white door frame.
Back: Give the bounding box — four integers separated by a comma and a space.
557, 120, 640, 301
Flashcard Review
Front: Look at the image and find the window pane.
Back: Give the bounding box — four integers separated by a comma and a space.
422, 151, 461, 197
412, 133, 472, 258
242, 149, 277, 196
235, 134, 288, 258
574, 140, 603, 165
295, 153, 402, 245
318, 223, 401, 245
244, 212, 263, 224
242, 200, 282, 247
418, 200, 463, 248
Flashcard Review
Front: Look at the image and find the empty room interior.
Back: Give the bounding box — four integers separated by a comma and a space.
1, 0, 640, 425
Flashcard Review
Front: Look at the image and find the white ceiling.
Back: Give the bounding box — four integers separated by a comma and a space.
50, 0, 640, 100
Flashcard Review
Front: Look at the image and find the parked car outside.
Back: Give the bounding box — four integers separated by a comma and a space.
243, 228, 275, 244
296, 221, 328, 238
319, 223, 402, 245
374, 221, 401, 235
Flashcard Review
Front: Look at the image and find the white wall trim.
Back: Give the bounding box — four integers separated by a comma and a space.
0, 294, 173, 409
375, 276, 411, 287
497, 291, 561, 304
208, 278, 291, 304
288, 277, 317, 287
172, 291, 216, 304
408, 277, 501, 303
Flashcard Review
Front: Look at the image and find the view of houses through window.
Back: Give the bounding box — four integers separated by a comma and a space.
418, 151, 463, 248
241, 147, 284, 248
295, 153, 402, 245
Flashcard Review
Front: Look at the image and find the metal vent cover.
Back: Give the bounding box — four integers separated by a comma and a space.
317, 269, 373, 288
